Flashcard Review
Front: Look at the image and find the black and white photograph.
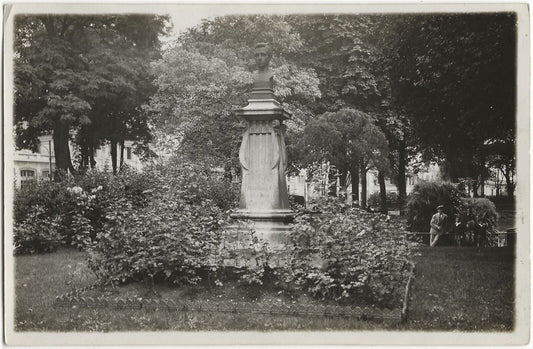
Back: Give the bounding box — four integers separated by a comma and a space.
3, 2, 529, 346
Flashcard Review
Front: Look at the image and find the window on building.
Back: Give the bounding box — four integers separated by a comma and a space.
21, 169, 35, 178
20, 169, 36, 189
126, 147, 132, 160
42, 170, 50, 179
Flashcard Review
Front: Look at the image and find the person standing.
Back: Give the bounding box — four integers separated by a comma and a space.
430, 205, 448, 247
453, 215, 466, 246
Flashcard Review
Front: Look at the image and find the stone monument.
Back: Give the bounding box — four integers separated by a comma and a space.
230, 43, 293, 247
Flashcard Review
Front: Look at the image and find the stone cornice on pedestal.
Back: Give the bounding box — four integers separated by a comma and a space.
235, 98, 291, 121
231, 209, 294, 220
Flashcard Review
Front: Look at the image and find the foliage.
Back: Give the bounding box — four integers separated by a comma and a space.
13, 169, 151, 254
14, 180, 94, 251
368, 191, 400, 210
460, 197, 500, 246
14, 15, 169, 173
406, 181, 500, 244
145, 15, 320, 170
13, 157, 240, 257
406, 181, 465, 232
277, 196, 415, 308
461, 198, 499, 228
14, 204, 64, 255
286, 15, 385, 113
486, 135, 516, 198
302, 108, 390, 204
85, 160, 239, 285
384, 14, 516, 182
303, 108, 389, 171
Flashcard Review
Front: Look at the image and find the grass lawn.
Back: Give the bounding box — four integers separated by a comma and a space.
13, 245, 514, 332
405, 246, 514, 331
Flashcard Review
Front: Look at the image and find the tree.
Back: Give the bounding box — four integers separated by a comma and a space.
145, 15, 320, 170
385, 14, 516, 183
14, 15, 169, 177
303, 108, 389, 208
486, 134, 516, 198
286, 15, 416, 209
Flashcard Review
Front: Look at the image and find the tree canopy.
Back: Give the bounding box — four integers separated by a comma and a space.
14, 14, 169, 175
145, 15, 321, 171
385, 13, 516, 184
15, 12, 517, 198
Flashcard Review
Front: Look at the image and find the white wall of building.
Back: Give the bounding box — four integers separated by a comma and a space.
287, 163, 444, 205
13, 135, 144, 188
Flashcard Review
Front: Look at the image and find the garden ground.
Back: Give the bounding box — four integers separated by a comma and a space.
13, 244, 514, 332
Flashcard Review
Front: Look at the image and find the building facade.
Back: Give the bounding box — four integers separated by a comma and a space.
13, 135, 143, 188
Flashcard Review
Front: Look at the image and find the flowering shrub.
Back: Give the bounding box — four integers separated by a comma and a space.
13, 168, 160, 254
13, 157, 240, 259
14, 160, 415, 309
13, 181, 92, 253
85, 161, 240, 285
277, 197, 416, 308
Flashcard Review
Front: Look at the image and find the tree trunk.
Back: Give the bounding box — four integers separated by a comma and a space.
110, 139, 118, 175
472, 179, 479, 197
119, 139, 125, 171
80, 144, 89, 169
360, 162, 367, 209
397, 138, 407, 210
328, 166, 337, 196
52, 120, 74, 180
338, 170, 347, 201
349, 162, 360, 205
378, 171, 387, 214
89, 148, 96, 169
503, 169, 515, 198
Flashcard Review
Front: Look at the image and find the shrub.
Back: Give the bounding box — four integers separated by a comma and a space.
462, 198, 499, 227
13, 169, 151, 254
13, 158, 239, 256
86, 161, 239, 285
367, 191, 400, 210
13, 181, 92, 252
406, 181, 466, 232
277, 197, 416, 308
13, 205, 64, 255
14, 180, 70, 224
460, 197, 500, 246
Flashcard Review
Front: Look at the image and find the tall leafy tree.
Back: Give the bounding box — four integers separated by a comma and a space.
286, 15, 408, 207
303, 108, 389, 207
145, 15, 321, 171
385, 13, 516, 185
14, 15, 168, 176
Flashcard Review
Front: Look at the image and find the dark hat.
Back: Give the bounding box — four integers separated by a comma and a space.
437, 205, 444, 210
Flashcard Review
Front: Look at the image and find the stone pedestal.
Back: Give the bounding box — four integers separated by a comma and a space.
229, 86, 294, 248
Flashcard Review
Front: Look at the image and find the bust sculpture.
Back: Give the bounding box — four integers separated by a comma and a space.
252, 42, 274, 91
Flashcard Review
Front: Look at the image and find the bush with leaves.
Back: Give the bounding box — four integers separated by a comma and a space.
13, 204, 64, 255
13, 180, 93, 252
13, 167, 161, 254
85, 160, 240, 285
275, 196, 416, 308
406, 181, 466, 232
460, 197, 500, 246
367, 191, 400, 210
